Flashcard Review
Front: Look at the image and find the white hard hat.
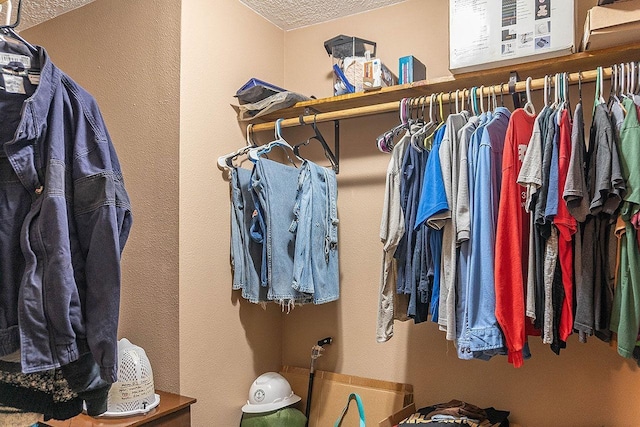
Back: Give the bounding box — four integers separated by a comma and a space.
102, 338, 160, 417
242, 372, 301, 413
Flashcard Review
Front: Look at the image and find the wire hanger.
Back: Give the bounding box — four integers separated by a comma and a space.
0, 0, 37, 53
578, 71, 582, 104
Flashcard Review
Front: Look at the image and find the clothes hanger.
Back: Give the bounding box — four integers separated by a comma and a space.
410, 96, 432, 152
564, 72, 572, 115
558, 73, 565, 111
578, 71, 582, 104
499, 83, 505, 107
607, 64, 618, 108
523, 76, 536, 115
628, 62, 636, 98
593, 67, 605, 113
293, 115, 338, 172
217, 124, 257, 170
249, 118, 301, 165
553, 73, 560, 108
490, 85, 497, 111
424, 93, 445, 149
0, 0, 37, 54
376, 98, 410, 153
1, 0, 12, 26
479, 85, 485, 114
462, 88, 468, 112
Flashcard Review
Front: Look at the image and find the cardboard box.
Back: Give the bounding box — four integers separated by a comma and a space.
378, 402, 416, 427
363, 58, 397, 91
582, 0, 640, 51
280, 366, 413, 427
379, 402, 525, 427
449, 0, 575, 73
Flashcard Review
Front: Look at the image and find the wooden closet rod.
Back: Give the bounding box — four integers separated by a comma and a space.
251, 67, 612, 133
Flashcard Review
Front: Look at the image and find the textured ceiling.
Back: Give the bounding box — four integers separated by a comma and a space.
16, 0, 96, 30
13, 0, 406, 31
239, 0, 407, 30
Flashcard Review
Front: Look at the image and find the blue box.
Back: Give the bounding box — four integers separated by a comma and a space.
398, 56, 426, 84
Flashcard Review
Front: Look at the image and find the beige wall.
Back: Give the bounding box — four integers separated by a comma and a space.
22, 0, 182, 392
282, 1, 640, 426
179, 1, 285, 426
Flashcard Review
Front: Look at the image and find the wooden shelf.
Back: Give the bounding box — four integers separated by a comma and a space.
256, 42, 640, 123
42, 390, 197, 427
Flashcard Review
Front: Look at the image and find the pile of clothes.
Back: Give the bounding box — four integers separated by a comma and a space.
398, 400, 510, 426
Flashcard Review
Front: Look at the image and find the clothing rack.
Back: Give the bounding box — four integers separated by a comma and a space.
250, 67, 613, 133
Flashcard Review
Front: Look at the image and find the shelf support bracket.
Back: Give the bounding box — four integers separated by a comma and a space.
334, 120, 340, 175
509, 71, 527, 109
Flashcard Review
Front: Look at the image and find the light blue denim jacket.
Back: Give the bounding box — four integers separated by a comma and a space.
0, 45, 132, 384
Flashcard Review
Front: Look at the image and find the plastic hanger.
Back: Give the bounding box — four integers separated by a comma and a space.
628, 62, 636, 97
217, 124, 257, 170
249, 119, 301, 165
552, 74, 557, 105
410, 96, 432, 152
524, 76, 536, 115
479, 85, 485, 114
490, 85, 497, 111
423, 93, 445, 149
564, 72, 571, 115
471, 86, 478, 116
593, 67, 605, 113
461, 88, 468, 112
294, 115, 338, 172
376, 98, 412, 153
500, 83, 505, 107
410, 95, 435, 151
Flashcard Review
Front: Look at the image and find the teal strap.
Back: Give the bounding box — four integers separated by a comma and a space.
334, 393, 366, 427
